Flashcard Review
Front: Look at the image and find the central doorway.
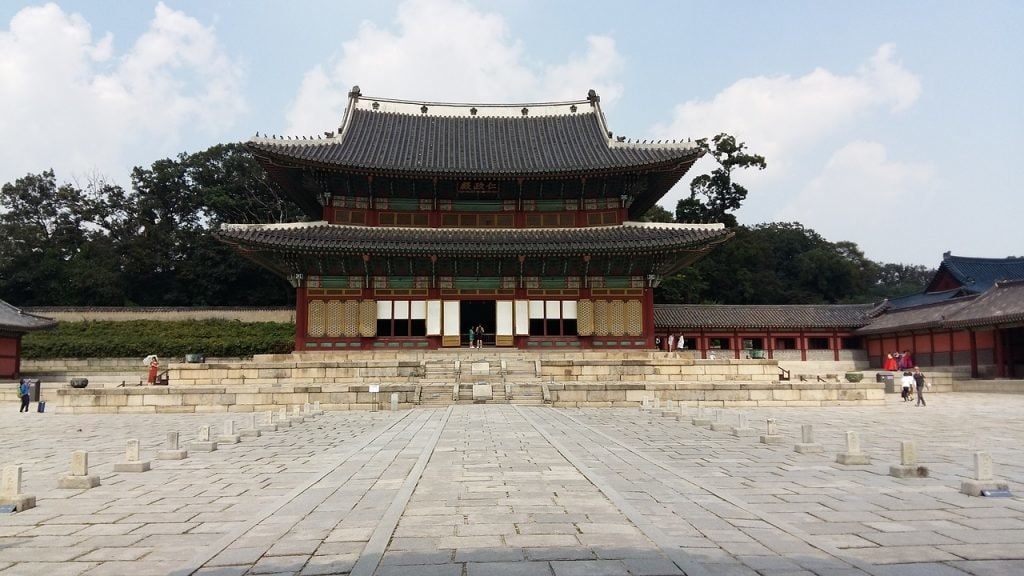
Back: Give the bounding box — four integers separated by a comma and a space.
460, 300, 495, 347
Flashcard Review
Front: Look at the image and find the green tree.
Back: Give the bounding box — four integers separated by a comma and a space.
0, 171, 128, 305
640, 204, 674, 223
675, 133, 766, 227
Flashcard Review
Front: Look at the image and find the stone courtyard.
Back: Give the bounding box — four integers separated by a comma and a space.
1, 394, 1023, 576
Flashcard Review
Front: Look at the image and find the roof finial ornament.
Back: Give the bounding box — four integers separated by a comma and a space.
587, 89, 600, 104
348, 85, 361, 99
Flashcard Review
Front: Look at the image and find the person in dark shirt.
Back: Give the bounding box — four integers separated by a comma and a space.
912, 366, 927, 407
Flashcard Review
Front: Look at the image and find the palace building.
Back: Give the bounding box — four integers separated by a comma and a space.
218, 88, 732, 351
0, 299, 56, 379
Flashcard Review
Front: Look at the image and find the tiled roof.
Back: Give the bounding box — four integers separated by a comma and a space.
247, 90, 702, 177
943, 280, 1024, 329
856, 297, 976, 335
927, 254, 1024, 293
216, 221, 731, 258
0, 299, 57, 332
880, 288, 965, 311
654, 304, 875, 330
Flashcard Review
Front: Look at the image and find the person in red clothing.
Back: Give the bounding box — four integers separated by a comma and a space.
145, 355, 160, 385
883, 353, 898, 371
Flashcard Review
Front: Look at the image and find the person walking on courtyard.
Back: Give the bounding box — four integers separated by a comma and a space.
18, 379, 30, 412
677, 335, 685, 353
667, 334, 675, 355
883, 353, 898, 371
468, 328, 475, 349
474, 324, 484, 348
900, 371, 913, 402
913, 366, 928, 407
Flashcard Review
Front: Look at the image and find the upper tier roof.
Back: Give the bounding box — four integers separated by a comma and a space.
247, 87, 702, 178
216, 221, 730, 260
0, 299, 57, 333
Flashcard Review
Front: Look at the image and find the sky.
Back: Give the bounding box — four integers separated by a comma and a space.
0, 0, 1020, 267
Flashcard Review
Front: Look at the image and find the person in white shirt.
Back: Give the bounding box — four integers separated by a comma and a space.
667, 334, 675, 354
900, 371, 914, 402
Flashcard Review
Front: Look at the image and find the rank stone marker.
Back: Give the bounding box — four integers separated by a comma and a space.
157, 431, 188, 460
277, 408, 292, 428
836, 431, 871, 465
312, 400, 323, 415
691, 405, 711, 427
190, 425, 218, 452
710, 409, 731, 432
794, 424, 824, 453
730, 413, 757, 437
218, 420, 241, 444
113, 438, 151, 472
675, 404, 687, 421
960, 451, 1011, 496
760, 418, 783, 444
289, 405, 305, 424
259, 411, 278, 433
0, 465, 35, 512
57, 450, 101, 489
240, 413, 261, 438
890, 440, 929, 478
390, 392, 399, 412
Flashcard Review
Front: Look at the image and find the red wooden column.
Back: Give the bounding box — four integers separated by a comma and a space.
294, 285, 308, 351
833, 330, 840, 361
800, 330, 807, 361
969, 330, 978, 378
995, 329, 1006, 378
644, 287, 656, 349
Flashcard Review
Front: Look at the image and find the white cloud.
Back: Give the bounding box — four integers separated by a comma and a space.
652, 44, 920, 184
777, 141, 937, 262
0, 2, 245, 186
285, 0, 623, 135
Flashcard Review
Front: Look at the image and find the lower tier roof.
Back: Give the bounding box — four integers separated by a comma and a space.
216, 221, 731, 259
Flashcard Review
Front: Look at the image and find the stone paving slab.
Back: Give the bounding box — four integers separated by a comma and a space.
0, 394, 1023, 574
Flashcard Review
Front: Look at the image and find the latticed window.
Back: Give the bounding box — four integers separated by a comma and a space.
350, 276, 363, 289
439, 276, 454, 289
566, 276, 580, 288
584, 198, 598, 210
525, 276, 540, 289
630, 276, 644, 288
419, 198, 433, 211
564, 199, 578, 210
439, 200, 453, 211
588, 276, 605, 288
501, 276, 516, 289
413, 276, 429, 289
373, 276, 388, 289
522, 199, 536, 211
374, 198, 389, 210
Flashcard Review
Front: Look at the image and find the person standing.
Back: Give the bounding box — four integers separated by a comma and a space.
677, 335, 685, 353
18, 379, 30, 412
667, 334, 675, 355
146, 355, 161, 385
474, 324, 484, 348
900, 371, 913, 402
468, 328, 475, 349
913, 366, 927, 407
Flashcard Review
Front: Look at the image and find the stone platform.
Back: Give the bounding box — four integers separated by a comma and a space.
48, 351, 883, 413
